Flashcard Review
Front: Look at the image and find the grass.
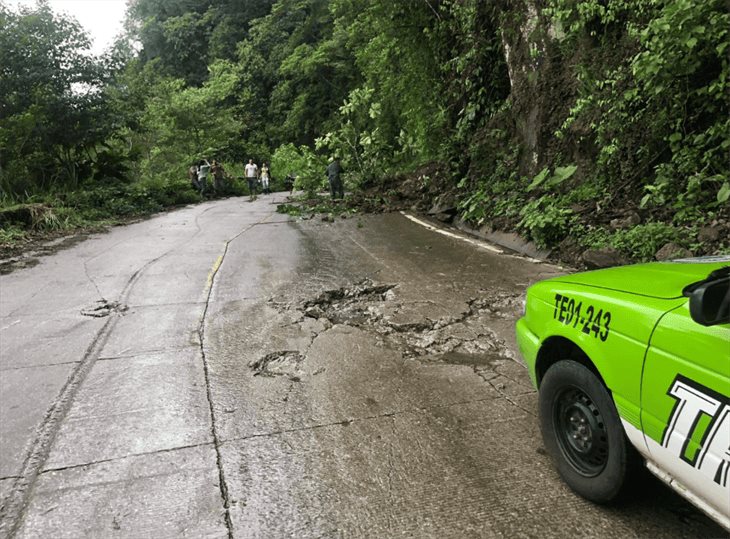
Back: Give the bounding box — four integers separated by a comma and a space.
0, 176, 249, 249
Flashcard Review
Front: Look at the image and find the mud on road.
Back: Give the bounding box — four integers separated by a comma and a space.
2, 198, 723, 538
203, 211, 723, 538
259, 278, 528, 406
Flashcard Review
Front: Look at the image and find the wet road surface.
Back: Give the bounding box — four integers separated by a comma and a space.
0, 195, 725, 538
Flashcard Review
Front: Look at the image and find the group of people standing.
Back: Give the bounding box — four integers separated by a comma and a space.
188, 158, 272, 200
189, 159, 227, 195
187, 155, 345, 201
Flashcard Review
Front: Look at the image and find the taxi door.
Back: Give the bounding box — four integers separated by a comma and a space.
640, 301, 730, 522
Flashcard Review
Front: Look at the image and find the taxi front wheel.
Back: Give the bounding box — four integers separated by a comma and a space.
539, 360, 638, 503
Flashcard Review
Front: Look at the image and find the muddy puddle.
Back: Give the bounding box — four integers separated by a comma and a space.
0, 257, 40, 275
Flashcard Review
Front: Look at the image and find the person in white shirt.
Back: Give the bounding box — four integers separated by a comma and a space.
245, 159, 258, 200
197, 159, 211, 195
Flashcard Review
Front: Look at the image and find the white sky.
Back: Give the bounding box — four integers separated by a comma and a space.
8, 0, 129, 55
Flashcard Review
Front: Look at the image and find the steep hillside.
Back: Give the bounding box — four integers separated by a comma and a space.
1, 1, 727, 264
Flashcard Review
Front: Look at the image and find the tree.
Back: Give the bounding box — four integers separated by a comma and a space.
127, 0, 276, 85
0, 2, 113, 196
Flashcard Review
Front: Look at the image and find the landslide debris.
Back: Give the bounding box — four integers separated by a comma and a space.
301, 280, 396, 326
267, 279, 522, 365
250, 351, 306, 380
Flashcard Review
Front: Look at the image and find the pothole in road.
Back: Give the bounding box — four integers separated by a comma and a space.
80, 300, 128, 318
250, 351, 306, 381
301, 279, 396, 326
265, 279, 522, 367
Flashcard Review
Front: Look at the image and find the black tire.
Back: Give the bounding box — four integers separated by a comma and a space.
539, 360, 637, 504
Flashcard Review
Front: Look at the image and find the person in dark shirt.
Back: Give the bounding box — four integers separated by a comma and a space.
284, 173, 296, 194
211, 160, 226, 193
326, 157, 344, 200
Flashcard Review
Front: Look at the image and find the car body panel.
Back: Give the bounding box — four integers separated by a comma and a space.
516, 258, 730, 528
549, 258, 728, 299
519, 279, 684, 429
641, 301, 730, 519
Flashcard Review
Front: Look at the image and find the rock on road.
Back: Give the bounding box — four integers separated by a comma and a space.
0, 195, 723, 538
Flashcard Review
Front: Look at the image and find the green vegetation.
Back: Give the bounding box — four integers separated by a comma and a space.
276, 194, 357, 219
271, 144, 327, 197
1, 0, 727, 263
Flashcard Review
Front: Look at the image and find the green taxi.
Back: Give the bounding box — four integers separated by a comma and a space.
516, 256, 729, 529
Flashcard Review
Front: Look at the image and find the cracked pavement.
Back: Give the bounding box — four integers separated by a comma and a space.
0, 196, 725, 538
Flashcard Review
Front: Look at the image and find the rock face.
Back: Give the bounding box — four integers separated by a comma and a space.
581, 247, 630, 269
432, 212, 454, 224
609, 211, 641, 230
427, 194, 458, 224
655, 242, 693, 261
697, 226, 720, 243
499, 1, 578, 175
428, 195, 457, 216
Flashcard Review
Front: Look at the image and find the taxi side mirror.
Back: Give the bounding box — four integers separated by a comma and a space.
689, 277, 730, 327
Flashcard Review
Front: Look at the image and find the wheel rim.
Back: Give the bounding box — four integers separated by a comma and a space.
553, 386, 609, 477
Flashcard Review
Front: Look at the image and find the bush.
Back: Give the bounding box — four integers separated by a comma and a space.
272, 143, 327, 197
518, 197, 574, 248
579, 222, 689, 261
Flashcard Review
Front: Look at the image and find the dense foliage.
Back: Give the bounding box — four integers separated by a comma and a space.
0, 3, 113, 195
1, 0, 727, 260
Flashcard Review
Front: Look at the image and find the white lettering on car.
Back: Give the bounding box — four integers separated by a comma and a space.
697, 405, 730, 487
662, 376, 730, 488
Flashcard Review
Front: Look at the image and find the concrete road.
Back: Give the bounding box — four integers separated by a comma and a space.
0, 195, 724, 538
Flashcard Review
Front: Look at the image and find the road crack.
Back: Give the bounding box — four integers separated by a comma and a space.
83, 258, 106, 303
385, 416, 397, 529
39, 441, 216, 475
477, 369, 536, 417
197, 212, 277, 539
261, 279, 524, 381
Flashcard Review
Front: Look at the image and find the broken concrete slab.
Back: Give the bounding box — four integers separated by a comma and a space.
209, 319, 508, 443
